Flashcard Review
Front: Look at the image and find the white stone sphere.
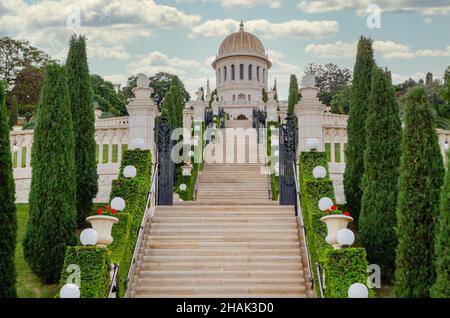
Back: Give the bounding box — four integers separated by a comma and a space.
179, 184, 187, 191
336, 229, 355, 247
131, 138, 145, 149
13, 145, 19, 152
348, 283, 369, 298
188, 150, 195, 157
274, 150, 279, 157
313, 166, 327, 179
111, 197, 126, 211
307, 138, 320, 150
80, 229, 98, 246
60, 284, 80, 298
318, 197, 333, 211
123, 165, 137, 179
194, 125, 201, 131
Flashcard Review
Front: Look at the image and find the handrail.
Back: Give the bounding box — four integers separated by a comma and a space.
107, 264, 120, 298
263, 124, 272, 200
292, 162, 315, 292
194, 126, 210, 200
316, 261, 325, 298
125, 163, 159, 295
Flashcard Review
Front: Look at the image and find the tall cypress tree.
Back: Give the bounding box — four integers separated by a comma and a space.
344, 36, 375, 222
9, 95, 18, 129
395, 86, 444, 298
431, 150, 450, 297
66, 35, 98, 226
287, 74, 299, 115
23, 64, 77, 283
359, 67, 402, 281
0, 81, 17, 297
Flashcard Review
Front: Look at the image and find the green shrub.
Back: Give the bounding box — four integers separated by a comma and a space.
0, 81, 17, 297
108, 149, 152, 297
299, 151, 334, 296
323, 248, 373, 298
59, 246, 111, 298
267, 121, 279, 200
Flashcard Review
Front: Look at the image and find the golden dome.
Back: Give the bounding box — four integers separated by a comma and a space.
218, 22, 266, 57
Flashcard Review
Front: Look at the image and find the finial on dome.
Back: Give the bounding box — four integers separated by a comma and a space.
240, 20, 244, 31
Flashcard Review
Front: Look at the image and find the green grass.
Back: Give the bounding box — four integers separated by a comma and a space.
15, 204, 59, 298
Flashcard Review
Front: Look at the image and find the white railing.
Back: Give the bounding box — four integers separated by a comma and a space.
95, 116, 130, 127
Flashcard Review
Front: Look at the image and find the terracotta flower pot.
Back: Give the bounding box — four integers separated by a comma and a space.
320, 214, 353, 249
86, 215, 119, 248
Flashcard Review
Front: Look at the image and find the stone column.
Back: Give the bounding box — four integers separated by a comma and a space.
127, 73, 159, 158
294, 75, 326, 153
193, 90, 206, 122
183, 103, 193, 144
266, 90, 278, 122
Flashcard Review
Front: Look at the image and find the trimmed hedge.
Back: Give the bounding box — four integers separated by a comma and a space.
59, 246, 111, 298
267, 121, 279, 200
299, 151, 372, 298
299, 152, 334, 295
108, 149, 152, 297
323, 248, 373, 298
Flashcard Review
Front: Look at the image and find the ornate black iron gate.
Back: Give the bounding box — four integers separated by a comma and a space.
156, 115, 173, 205
279, 115, 297, 205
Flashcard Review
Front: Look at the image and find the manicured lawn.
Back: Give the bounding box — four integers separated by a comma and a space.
15, 204, 58, 298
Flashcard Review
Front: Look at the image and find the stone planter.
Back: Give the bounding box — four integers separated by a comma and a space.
320, 214, 353, 249
86, 215, 119, 248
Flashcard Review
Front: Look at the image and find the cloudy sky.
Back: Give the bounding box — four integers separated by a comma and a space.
1, 0, 450, 99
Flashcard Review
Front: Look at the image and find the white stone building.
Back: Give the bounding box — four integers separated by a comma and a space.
211, 22, 272, 120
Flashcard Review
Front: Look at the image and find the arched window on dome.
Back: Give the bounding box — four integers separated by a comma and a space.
257, 66, 260, 82
233, 94, 236, 102
231, 65, 235, 80
240, 64, 244, 80
238, 93, 245, 101
218, 69, 221, 84
263, 68, 266, 84
248, 65, 253, 81
224, 66, 227, 82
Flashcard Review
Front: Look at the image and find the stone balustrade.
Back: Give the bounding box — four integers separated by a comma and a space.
10, 122, 129, 204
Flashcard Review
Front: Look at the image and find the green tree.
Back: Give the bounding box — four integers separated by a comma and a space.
23, 63, 77, 283
430, 150, 450, 297
9, 66, 45, 110
287, 74, 299, 115
91, 74, 127, 116
66, 35, 98, 226
395, 86, 445, 297
0, 81, 17, 297
261, 88, 268, 103
343, 36, 375, 222
359, 67, 402, 281
330, 86, 352, 114
9, 95, 18, 128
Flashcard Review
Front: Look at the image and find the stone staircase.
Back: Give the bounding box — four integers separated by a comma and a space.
127, 123, 313, 298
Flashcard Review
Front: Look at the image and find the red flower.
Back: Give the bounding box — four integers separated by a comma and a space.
326, 209, 330, 213
97, 209, 103, 215
105, 206, 111, 210
111, 209, 117, 214
344, 212, 350, 216
331, 205, 337, 211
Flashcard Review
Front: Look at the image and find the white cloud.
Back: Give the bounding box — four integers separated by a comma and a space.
103, 74, 129, 87
391, 72, 426, 84
305, 40, 450, 59
0, 0, 200, 60
298, 0, 450, 15
176, 0, 282, 9
189, 19, 339, 39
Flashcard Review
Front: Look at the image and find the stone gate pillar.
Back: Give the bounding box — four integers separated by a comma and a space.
193, 90, 207, 122
127, 73, 159, 158
266, 90, 278, 122
294, 75, 326, 154
183, 103, 193, 143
